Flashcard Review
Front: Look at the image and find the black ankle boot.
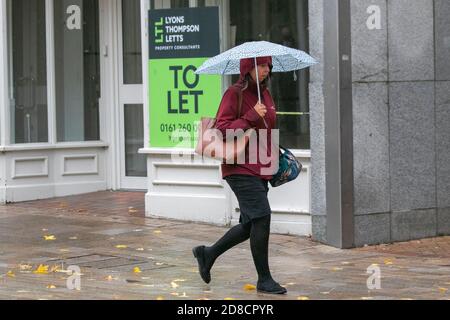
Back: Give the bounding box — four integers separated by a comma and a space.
257, 279, 287, 295
192, 246, 211, 284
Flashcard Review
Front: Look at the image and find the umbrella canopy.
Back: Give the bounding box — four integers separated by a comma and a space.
195, 40, 318, 75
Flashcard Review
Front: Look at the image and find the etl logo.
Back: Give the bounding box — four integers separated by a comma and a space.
154, 17, 164, 44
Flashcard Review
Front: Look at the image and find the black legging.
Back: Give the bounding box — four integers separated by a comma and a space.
204, 215, 273, 282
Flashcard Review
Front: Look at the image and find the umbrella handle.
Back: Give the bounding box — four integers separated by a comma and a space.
254, 57, 269, 129
254, 57, 261, 104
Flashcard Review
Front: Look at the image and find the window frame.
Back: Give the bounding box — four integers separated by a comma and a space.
0, 1, 9, 146
2, 0, 104, 147
227, 0, 311, 151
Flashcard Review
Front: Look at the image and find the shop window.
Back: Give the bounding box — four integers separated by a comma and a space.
230, 0, 310, 150
150, 0, 206, 10
54, 0, 100, 142
170, 0, 190, 8
9, 0, 48, 144
122, 0, 142, 84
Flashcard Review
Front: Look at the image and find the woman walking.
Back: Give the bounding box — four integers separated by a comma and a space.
193, 56, 287, 295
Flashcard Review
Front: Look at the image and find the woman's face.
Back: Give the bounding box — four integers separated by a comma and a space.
250, 63, 271, 83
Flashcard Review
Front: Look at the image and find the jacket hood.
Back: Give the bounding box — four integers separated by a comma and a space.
239, 56, 273, 78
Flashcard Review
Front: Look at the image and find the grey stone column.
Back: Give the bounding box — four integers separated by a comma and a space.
309, 0, 327, 243
322, 0, 354, 249
351, 0, 391, 247
350, 0, 450, 246
435, 0, 450, 235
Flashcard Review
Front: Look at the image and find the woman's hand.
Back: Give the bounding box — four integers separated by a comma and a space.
254, 103, 267, 118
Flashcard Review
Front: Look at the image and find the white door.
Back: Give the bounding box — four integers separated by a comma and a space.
117, 0, 147, 190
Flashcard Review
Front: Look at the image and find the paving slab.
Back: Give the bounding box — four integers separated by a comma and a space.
0, 191, 449, 300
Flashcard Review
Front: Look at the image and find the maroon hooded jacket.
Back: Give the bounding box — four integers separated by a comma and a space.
215, 56, 278, 180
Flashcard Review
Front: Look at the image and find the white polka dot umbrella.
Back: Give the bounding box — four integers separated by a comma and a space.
195, 41, 318, 102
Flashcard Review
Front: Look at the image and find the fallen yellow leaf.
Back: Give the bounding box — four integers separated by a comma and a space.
50, 265, 62, 273
133, 267, 142, 274
224, 297, 236, 300
297, 296, 310, 300
439, 287, 448, 294
154, 230, 162, 234
44, 235, 56, 241
55, 269, 72, 274
243, 284, 256, 291
7, 271, 15, 278
46, 285, 56, 289
19, 264, 33, 271
156, 296, 165, 300
384, 259, 394, 265
115, 245, 128, 249
34, 265, 49, 274
331, 267, 343, 271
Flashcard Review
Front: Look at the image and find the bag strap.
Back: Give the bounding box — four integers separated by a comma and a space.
237, 88, 243, 118
213, 86, 243, 120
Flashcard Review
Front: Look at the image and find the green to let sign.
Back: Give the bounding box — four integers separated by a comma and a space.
148, 7, 221, 148
149, 58, 221, 148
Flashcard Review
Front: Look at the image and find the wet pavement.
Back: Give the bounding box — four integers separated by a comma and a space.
0, 191, 449, 300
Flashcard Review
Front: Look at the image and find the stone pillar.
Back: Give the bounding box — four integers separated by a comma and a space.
350, 0, 450, 246
309, 0, 327, 243
435, 0, 450, 236
320, 0, 354, 248
351, 0, 390, 246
